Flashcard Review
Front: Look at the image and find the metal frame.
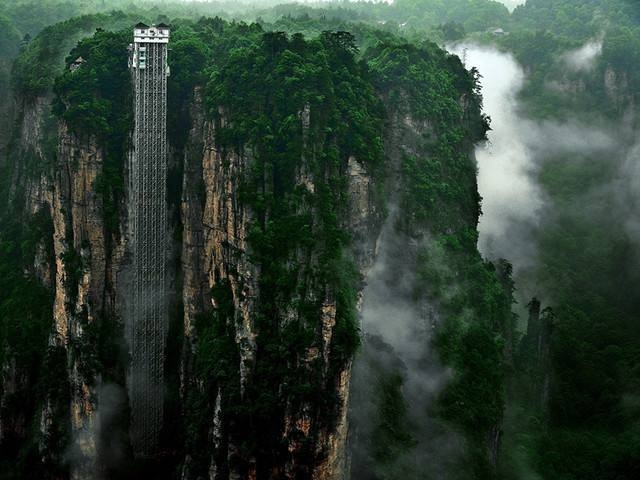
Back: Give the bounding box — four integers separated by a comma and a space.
128, 27, 169, 456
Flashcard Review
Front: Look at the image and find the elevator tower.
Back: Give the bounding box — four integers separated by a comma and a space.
128, 22, 170, 456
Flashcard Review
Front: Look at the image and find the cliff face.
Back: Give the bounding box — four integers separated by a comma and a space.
179, 92, 382, 480
0, 26, 495, 480
0, 96, 48, 467
2, 96, 382, 480
1, 93, 130, 478
2, 89, 384, 480
180, 97, 262, 477
50, 123, 102, 474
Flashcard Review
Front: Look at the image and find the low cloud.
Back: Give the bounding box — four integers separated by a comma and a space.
449, 44, 628, 308
451, 45, 544, 290
349, 208, 465, 479
563, 39, 603, 72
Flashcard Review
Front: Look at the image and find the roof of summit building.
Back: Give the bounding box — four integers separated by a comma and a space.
135, 22, 149, 29
157, 23, 170, 29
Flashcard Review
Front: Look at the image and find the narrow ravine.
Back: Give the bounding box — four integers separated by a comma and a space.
348, 208, 465, 479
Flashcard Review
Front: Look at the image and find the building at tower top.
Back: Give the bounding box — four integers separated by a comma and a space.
129, 23, 171, 72
134, 22, 170, 43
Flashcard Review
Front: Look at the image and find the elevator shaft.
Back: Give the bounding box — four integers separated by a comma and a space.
128, 23, 170, 456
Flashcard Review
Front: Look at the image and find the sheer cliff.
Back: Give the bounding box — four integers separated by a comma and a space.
0, 18, 510, 480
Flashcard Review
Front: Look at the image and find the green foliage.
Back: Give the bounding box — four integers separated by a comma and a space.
195, 282, 240, 388
166, 26, 211, 150
5, 2, 639, 479
549, 306, 622, 427
440, 21, 467, 42
288, 0, 510, 36
391, 0, 510, 32
205, 27, 383, 377
0, 211, 53, 370
366, 40, 487, 229
52, 27, 132, 138
418, 237, 511, 439
185, 282, 241, 477
0, 211, 65, 477
485, 3, 640, 478
11, 11, 134, 97
191, 29, 385, 472
53, 28, 132, 233
510, 0, 639, 40
500, 0, 640, 119
602, 26, 640, 82
504, 149, 640, 479
439, 324, 505, 434
532, 426, 640, 480
349, 334, 426, 480
359, 29, 509, 478
354, 29, 512, 478
0, 12, 20, 72
370, 372, 417, 479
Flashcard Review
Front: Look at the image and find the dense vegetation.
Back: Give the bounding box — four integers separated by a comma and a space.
345, 31, 512, 480
176, 23, 387, 476
1, 1, 640, 479
1, 4, 509, 476
487, 3, 640, 479
0, 210, 67, 478
259, 2, 640, 479
53, 27, 133, 232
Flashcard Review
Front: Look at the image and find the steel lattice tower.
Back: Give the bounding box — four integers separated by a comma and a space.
127, 22, 170, 456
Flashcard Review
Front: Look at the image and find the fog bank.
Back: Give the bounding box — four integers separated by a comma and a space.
450, 45, 543, 299
349, 209, 464, 479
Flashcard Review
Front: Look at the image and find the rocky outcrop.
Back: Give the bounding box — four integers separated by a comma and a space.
346, 156, 378, 274
177, 90, 384, 479
519, 298, 554, 412
181, 90, 208, 346
3, 93, 128, 476
0, 95, 54, 463
51, 124, 106, 475
200, 117, 259, 394
180, 94, 260, 477
604, 67, 628, 106
3, 80, 385, 479
2, 44, 487, 480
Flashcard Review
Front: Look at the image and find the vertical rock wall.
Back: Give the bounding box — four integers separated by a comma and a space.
179, 93, 383, 479
3, 94, 128, 478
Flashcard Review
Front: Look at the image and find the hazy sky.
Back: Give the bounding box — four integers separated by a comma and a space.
175, 0, 526, 7
496, 0, 525, 11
